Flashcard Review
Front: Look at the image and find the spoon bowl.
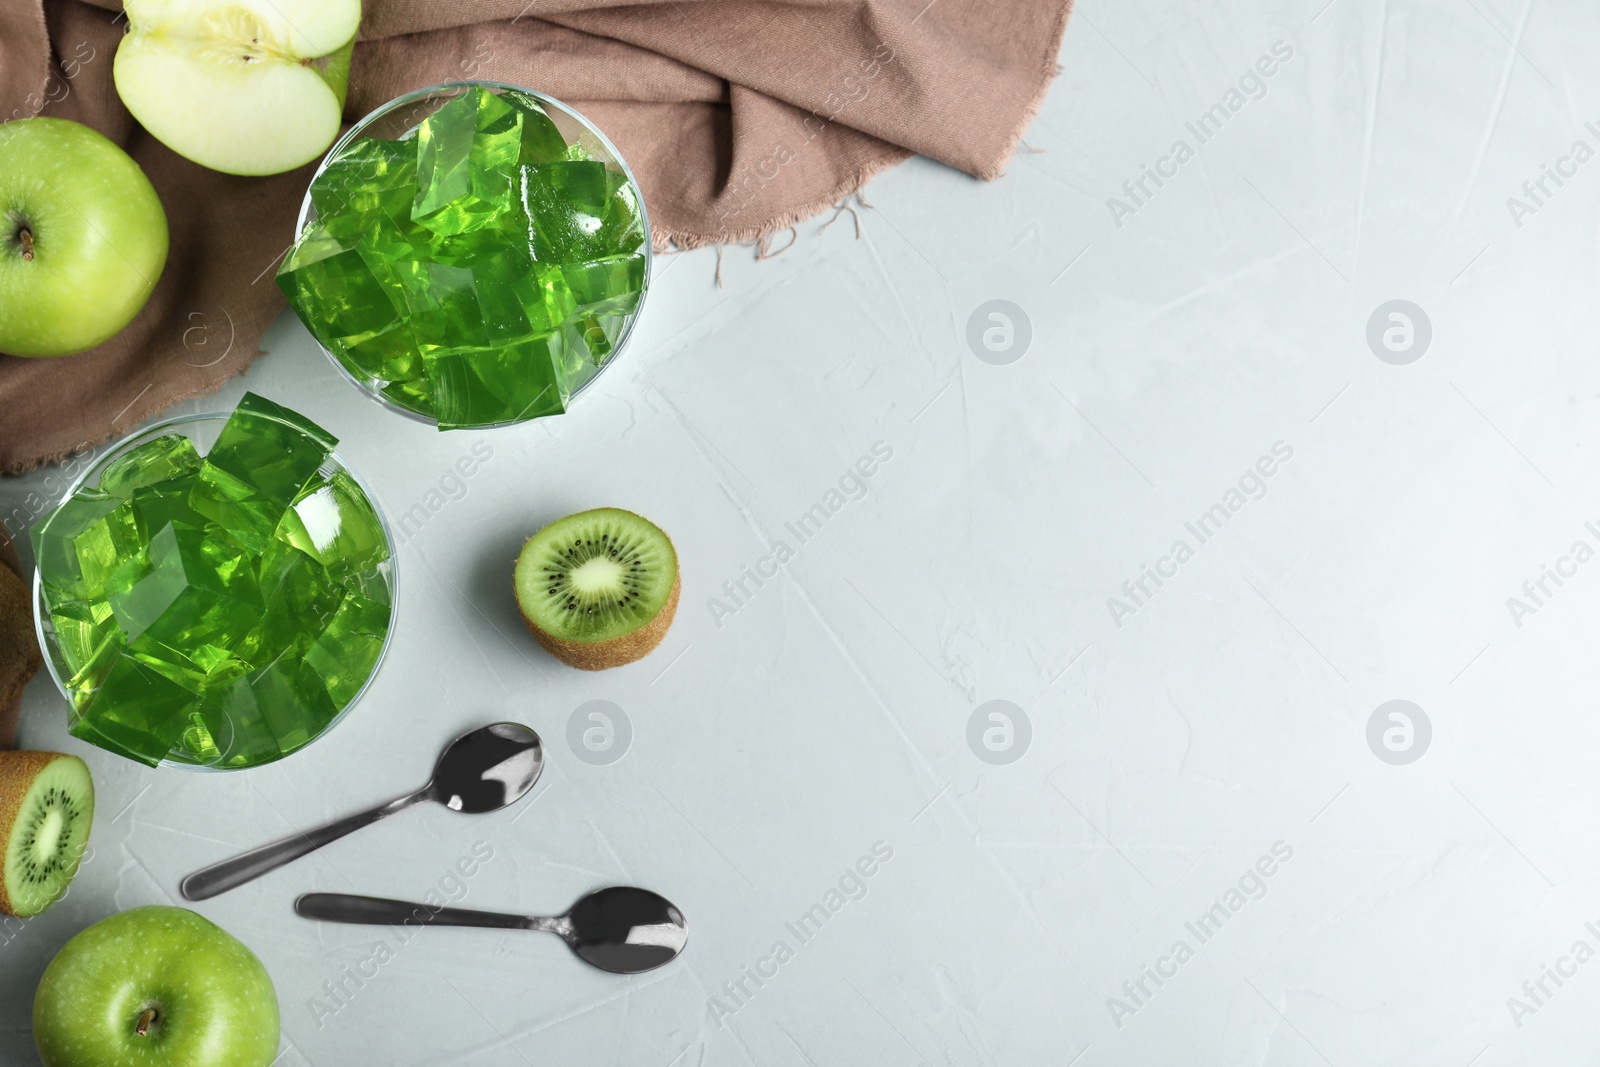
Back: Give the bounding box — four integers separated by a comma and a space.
565, 886, 688, 974
431, 722, 544, 812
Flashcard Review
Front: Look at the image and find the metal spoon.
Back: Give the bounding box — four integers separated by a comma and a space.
180, 723, 543, 901
295, 886, 688, 974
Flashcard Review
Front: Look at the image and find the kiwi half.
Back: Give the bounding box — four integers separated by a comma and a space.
514, 508, 679, 671
0, 752, 93, 918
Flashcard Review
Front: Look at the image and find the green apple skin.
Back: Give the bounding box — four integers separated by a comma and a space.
33, 906, 280, 1067
0, 117, 168, 357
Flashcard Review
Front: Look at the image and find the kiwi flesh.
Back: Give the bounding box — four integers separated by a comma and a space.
0, 752, 94, 918
514, 508, 679, 671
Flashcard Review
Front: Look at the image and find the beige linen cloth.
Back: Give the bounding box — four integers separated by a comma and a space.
0, 525, 36, 746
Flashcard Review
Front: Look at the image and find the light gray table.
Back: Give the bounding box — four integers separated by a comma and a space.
5, 1, 1598, 1062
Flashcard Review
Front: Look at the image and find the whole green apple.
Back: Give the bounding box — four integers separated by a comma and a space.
0, 117, 168, 357
33, 905, 280, 1067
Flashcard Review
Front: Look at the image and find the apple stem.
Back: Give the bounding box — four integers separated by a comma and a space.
18, 227, 32, 261
136, 1007, 157, 1037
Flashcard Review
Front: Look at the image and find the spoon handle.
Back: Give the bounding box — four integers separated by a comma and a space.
180, 791, 427, 901
296, 893, 542, 932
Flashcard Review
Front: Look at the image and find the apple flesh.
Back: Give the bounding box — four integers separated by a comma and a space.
0, 118, 169, 357
114, 0, 361, 177
33, 905, 280, 1067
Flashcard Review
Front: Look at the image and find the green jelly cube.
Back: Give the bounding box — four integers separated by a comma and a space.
381, 376, 435, 417
70, 717, 165, 767
200, 654, 340, 764
174, 709, 229, 766
334, 320, 425, 383
544, 162, 610, 218
395, 260, 490, 348
413, 87, 523, 236
412, 92, 483, 223
275, 470, 389, 576
472, 247, 546, 343
394, 242, 547, 349
508, 161, 611, 263
49, 598, 123, 694
363, 208, 509, 284
511, 262, 577, 334
99, 435, 202, 498
206, 392, 338, 490
278, 227, 405, 345
72, 653, 198, 766
130, 471, 201, 537
109, 521, 262, 651
312, 137, 419, 238
32, 491, 146, 606
357, 214, 431, 280
595, 170, 645, 256
190, 393, 337, 552
503, 91, 569, 164
424, 332, 568, 429
501, 163, 641, 265
568, 312, 626, 367
198, 678, 289, 768
562, 254, 644, 316
252, 656, 341, 755
423, 229, 504, 269
363, 210, 489, 273
548, 323, 601, 396
129, 636, 250, 698
253, 537, 346, 658
303, 592, 389, 706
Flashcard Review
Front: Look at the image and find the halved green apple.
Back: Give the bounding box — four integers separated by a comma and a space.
113, 0, 361, 177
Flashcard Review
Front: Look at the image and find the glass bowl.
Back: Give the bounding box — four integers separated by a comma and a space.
290, 79, 653, 429
32, 411, 399, 771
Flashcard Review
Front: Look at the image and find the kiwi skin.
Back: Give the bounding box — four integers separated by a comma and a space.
522, 570, 679, 671
0, 752, 93, 918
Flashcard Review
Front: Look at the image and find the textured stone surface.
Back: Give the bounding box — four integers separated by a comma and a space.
17, 13, 1597, 1064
